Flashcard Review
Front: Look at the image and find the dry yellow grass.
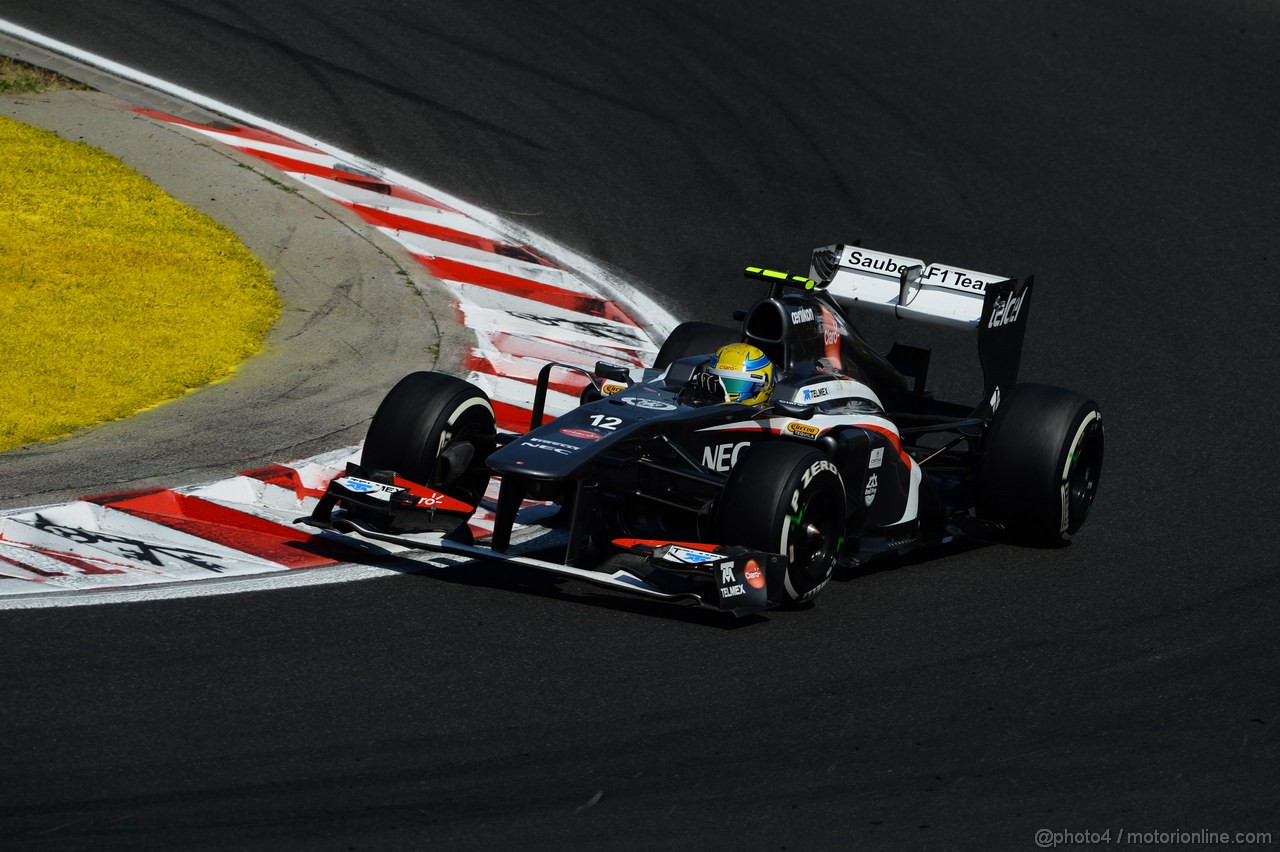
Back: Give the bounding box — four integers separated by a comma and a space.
0, 115, 280, 451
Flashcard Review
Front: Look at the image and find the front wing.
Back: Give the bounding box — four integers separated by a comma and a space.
302, 475, 781, 617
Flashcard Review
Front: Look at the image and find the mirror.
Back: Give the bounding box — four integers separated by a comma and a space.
772, 399, 816, 420
594, 361, 632, 383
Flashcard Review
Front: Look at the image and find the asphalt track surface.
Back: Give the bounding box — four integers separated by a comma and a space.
2, 2, 1278, 849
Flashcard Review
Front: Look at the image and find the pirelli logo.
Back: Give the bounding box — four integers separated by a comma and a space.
787, 422, 821, 439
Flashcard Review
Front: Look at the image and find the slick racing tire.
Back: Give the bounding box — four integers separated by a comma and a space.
977, 383, 1104, 546
715, 444, 846, 605
362, 371, 496, 505
653, 321, 738, 369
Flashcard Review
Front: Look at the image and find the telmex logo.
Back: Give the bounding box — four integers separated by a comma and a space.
787, 422, 821, 439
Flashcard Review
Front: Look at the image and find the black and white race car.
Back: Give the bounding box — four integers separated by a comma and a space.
302, 244, 1103, 617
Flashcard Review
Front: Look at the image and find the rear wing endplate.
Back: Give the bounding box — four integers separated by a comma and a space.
809, 244, 1034, 415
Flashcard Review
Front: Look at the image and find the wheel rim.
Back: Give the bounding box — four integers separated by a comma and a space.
432, 403, 495, 501
1065, 425, 1103, 534
788, 490, 841, 585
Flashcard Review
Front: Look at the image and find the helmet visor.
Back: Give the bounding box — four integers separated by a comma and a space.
712, 367, 767, 400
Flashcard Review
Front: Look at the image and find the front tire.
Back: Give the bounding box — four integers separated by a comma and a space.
714, 444, 846, 605
362, 371, 496, 504
977, 383, 1104, 545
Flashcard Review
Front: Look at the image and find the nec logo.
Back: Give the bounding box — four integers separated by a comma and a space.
703, 441, 750, 472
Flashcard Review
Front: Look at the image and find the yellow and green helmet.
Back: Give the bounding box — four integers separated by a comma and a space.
708, 342, 775, 405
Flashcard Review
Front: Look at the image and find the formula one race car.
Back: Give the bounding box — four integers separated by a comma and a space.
302, 244, 1103, 617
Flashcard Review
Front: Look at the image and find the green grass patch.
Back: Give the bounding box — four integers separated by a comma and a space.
0, 115, 281, 451
0, 56, 91, 94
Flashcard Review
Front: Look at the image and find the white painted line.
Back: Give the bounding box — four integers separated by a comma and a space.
0, 558, 443, 609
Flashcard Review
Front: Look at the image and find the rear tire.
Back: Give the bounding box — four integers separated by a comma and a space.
653, 321, 738, 369
714, 444, 846, 604
362, 372, 496, 504
977, 383, 1104, 545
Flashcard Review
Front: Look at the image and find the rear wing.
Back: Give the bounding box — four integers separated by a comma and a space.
811, 245, 1017, 328
809, 244, 1034, 415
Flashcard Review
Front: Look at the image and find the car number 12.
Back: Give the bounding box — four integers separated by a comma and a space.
589, 414, 622, 430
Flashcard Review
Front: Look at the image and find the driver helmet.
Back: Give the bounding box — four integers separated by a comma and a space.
708, 342, 775, 405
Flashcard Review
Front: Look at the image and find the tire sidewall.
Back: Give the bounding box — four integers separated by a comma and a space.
979, 383, 1104, 545
717, 444, 846, 604
1055, 407, 1104, 538
777, 454, 845, 602
362, 372, 495, 500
